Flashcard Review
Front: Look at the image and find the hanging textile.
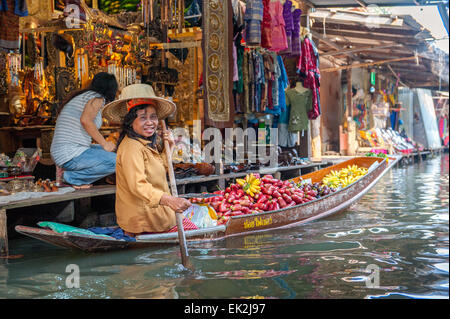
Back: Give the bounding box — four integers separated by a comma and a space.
279, 0, 293, 55
291, 9, 302, 57
244, 0, 263, 46
298, 37, 321, 120
0, 0, 20, 50
0, 52, 7, 95
260, 0, 272, 49
269, 0, 287, 53
203, 0, 235, 125
285, 88, 313, 133
0, 0, 28, 16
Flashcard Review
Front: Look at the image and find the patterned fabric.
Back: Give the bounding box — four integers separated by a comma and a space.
0, 0, 19, 50
253, 51, 265, 112
279, 0, 293, 55
244, 0, 264, 46
298, 37, 321, 120
168, 217, 199, 233
291, 9, 302, 57
277, 55, 288, 113
0, 0, 27, 17
203, 0, 234, 124
260, 0, 272, 49
269, 0, 287, 52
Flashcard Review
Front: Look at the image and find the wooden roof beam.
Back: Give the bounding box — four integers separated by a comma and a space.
311, 30, 363, 62
321, 56, 418, 72
310, 22, 419, 36
312, 29, 419, 44
321, 43, 403, 57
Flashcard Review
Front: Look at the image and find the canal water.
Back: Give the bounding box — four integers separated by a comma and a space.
1, 154, 448, 299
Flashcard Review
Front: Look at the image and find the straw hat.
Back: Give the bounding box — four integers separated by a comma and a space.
102, 84, 176, 124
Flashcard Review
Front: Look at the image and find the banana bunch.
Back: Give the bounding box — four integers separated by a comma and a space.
236, 174, 261, 197
322, 165, 368, 189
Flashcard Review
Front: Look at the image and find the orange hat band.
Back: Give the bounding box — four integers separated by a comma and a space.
127, 99, 157, 112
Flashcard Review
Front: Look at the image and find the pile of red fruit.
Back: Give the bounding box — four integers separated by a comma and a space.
190, 174, 332, 225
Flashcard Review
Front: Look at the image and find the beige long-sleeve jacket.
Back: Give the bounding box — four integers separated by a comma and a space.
115, 135, 176, 233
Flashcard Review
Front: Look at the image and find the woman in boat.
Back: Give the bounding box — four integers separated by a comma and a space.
102, 84, 194, 235
50, 72, 118, 189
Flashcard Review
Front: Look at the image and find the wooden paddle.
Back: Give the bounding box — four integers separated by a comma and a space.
160, 120, 193, 269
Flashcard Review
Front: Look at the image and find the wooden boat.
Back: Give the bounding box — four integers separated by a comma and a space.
15, 156, 399, 253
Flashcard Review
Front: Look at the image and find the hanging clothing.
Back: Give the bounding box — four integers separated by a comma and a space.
261, 0, 272, 49
277, 55, 288, 113
0, 0, 27, 16
244, 0, 264, 46
243, 50, 250, 113
291, 9, 302, 57
253, 50, 265, 112
279, 0, 293, 55
298, 37, 321, 120
0, 0, 20, 49
278, 105, 298, 147
269, 0, 287, 52
271, 52, 281, 109
285, 88, 313, 133
232, 0, 246, 29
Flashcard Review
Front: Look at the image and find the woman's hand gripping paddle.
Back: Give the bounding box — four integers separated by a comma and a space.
160, 120, 193, 270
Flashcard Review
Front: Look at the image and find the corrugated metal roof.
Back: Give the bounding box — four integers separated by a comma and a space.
309, 0, 447, 8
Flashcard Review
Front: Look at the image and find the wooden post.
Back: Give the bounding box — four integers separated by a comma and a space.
346, 66, 357, 156
311, 117, 322, 161
0, 209, 8, 257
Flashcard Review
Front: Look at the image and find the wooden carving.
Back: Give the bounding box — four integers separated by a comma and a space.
55, 67, 79, 104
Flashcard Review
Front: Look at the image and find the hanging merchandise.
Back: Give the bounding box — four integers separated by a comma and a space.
108, 64, 139, 89
278, 103, 297, 148
75, 52, 89, 88
269, 0, 287, 53
298, 35, 321, 120
33, 58, 45, 82
0, 0, 24, 50
260, 0, 272, 49
279, 0, 293, 55
239, 47, 288, 116
203, 0, 234, 124
244, 0, 264, 46
0, 52, 7, 95
8, 53, 21, 87
291, 9, 302, 57
370, 69, 376, 86
285, 83, 313, 133
277, 55, 288, 113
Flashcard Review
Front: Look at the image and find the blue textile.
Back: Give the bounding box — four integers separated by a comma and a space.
277, 55, 288, 113
61, 144, 116, 186
0, 0, 28, 17
88, 227, 136, 242
244, 0, 263, 45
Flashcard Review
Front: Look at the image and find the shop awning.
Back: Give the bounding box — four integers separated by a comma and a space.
306, 0, 448, 8
310, 8, 449, 90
